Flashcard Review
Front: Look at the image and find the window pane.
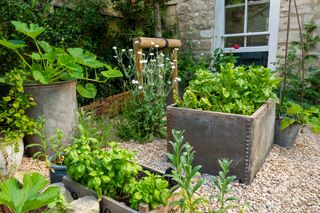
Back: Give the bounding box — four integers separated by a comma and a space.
233, 52, 269, 67
225, 37, 244, 48
225, 7, 245, 34
247, 35, 268, 46
247, 3, 269, 32
226, 0, 245, 6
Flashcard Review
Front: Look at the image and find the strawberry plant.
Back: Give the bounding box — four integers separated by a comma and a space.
177, 64, 281, 115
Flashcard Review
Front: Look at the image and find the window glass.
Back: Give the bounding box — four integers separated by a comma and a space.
233, 52, 269, 67
225, 37, 245, 48
226, 0, 245, 6
247, 3, 270, 32
247, 35, 268, 46
225, 7, 245, 34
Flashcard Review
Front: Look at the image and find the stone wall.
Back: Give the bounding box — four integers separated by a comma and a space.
165, 0, 320, 58
165, 0, 215, 55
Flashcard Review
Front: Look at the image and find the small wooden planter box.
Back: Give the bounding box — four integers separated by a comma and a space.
167, 99, 275, 184
63, 165, 179, 213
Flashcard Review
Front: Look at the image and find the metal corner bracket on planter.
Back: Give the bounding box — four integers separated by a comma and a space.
167, 99, 276, 184
274, 118, 301, 148
24, 80, 77, 156
63, 164, 178, 213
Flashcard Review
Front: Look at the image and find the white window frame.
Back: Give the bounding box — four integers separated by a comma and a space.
214, 0, 281, 69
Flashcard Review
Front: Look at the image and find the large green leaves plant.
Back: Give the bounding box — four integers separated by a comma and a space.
0, 21, 122, 98
177, 64, 281, 115
0, 172, 61, 213
281, 102, 320, 134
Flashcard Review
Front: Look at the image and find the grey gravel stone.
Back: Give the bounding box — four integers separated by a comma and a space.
67, 196, 99, 213
50, 182, 74, 203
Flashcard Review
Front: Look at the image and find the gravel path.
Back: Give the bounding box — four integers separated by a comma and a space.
19, 127, 320, 212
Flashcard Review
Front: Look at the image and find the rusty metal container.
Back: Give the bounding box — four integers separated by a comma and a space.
167, 99, 275, 184
24, 81, 77, 155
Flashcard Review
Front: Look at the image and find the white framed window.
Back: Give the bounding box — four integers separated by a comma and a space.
214, 0, 281, 69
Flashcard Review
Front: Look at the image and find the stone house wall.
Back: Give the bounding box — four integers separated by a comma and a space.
164, 0, 320, 58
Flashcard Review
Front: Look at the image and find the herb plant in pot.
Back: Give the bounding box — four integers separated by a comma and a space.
0, 21, 122, 155
275, 102, 320, 147
0, 69, 38, 178
169, 64, 281, 183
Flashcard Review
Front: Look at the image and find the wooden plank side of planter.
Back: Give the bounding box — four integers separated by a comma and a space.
248, 99, 275, 183
167, 99, 275, 184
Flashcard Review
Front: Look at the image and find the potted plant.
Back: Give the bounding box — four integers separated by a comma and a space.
0, 21, 123, 155
0, 69, 39, 178
275, 102, 320, 147
168, 64, 281, 184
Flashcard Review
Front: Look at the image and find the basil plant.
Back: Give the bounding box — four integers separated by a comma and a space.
0, 21, 122, 98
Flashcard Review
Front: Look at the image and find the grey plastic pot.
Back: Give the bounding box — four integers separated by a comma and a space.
24, 81, 77, 156
49, 155, 67, 183
274, 119, 301, 148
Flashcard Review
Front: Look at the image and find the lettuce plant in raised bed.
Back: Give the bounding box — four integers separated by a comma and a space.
168, 63, 281, 183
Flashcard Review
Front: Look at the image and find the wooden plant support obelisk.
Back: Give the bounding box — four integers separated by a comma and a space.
133, 37, 182, 102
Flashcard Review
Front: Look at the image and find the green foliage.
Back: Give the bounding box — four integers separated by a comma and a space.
209, 159, 239, 213
0, 21, 122, 98
125, 170, 171, 210
177, 64, 281, 115
0, 69, 38, 147
282, 20, 320, 105
109, 0, 155, 48
26, 116, 66, 167
0, 0, 108, 71
0, 172, 62, 213
115, 48, 174, 142
64, 140, 142, 201
280, 102, 320, 134
178, 40, 208, 88
166, 130, 206, 212
209, 48, 237, 73
75, 109, 112, 145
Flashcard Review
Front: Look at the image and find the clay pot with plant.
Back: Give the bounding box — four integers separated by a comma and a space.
0, 21, 123, 155
0, 70, 39, 179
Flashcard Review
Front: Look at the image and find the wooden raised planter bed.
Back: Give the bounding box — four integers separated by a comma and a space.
167, 99, 276, 184
63, 165, 179, 213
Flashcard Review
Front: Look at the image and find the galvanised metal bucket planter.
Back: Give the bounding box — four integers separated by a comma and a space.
24, 81, 77, 156
63, 165, 179, 213
167, 99, 276, 184
274, 119, 301, 148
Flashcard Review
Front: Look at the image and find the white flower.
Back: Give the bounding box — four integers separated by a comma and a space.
155, 44, 159, 48
150, 53, 154, 56
128, 65, 132, 68
174, 77, 181, 82
129, 49, 133, 52
175, 48, 179, 51
112, 46, 117, 50
173, 59, 177, 62
160, 53, 164, 57
151, 59, 156, 62
172, 66, 176, 69
159, 75, 163, 79
151, 41, 155, 46
139, 60, 148, 64
134, 41, 139, 44
201, 53, 204, 56
137, 51, 142, 55
132, 80, 139, 84
121, 49, 126, 52
197, 41, 200, 44
170, 62, 174, 65
138, 86, 143, 90
159, 64, 164, 67
168, 81, 171, 84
